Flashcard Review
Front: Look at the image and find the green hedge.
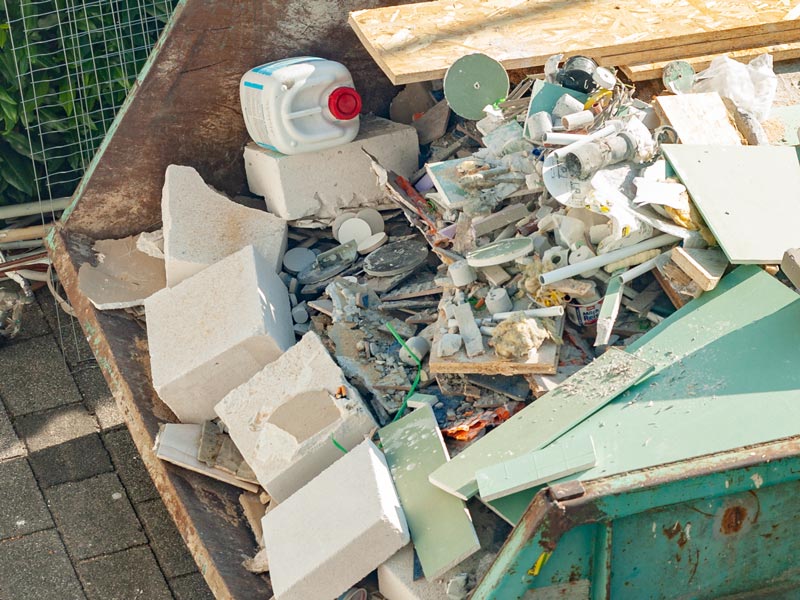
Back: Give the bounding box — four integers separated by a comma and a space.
0, 1, 177, 205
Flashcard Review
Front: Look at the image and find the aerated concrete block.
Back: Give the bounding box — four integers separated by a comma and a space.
244, 116, 419, 221
162, 164, 287, 286
262, 440, 409, 600
145, 246, 294, 423
216, 331, 376, 502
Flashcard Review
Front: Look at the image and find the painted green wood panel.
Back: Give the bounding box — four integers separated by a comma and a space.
429, 348, 653, 500
379, 404, 480, 579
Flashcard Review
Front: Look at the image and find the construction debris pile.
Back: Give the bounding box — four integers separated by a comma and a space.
72, 31, 800, 600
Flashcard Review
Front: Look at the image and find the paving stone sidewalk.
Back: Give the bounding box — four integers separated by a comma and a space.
0, 291, 215, 600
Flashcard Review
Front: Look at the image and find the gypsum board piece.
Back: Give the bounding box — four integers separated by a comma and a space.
540, 234, 679, 286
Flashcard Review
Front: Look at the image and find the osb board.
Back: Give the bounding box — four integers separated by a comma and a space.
622, 41, 800, 81
654, 93, 742, 146
349, 0, 800, 84
429, 311, 561, 376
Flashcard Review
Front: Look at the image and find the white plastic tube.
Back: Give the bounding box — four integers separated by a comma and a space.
491, 305, 565, 321
617, 253, 665, 284
543, 132, 585, 146
552, 120, 624, 159
539, 234, 679, 286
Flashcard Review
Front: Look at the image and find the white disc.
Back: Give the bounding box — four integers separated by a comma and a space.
332, 212, 356, 241
337, 217, 372, 245
357, 232, 388, 255
356, 208, 385, 234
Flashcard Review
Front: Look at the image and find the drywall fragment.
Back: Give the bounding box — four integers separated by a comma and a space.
406, 393, 439, 409
215, 331, 376, 502
79, 234, 166, 310
162, 164, 287, 286
262, 440, 409, 600
136, 229, 164, 259
476, 437, 596, 502
453, 303, 485, 357
244, 116, 418, 221
379, 405, 479, 579
154, 424, 258, 493
146, 246, 294, 423
671, 246, 728, 291
594, 275, 624, 347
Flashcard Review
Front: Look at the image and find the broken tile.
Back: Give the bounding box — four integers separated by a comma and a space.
78, 234, 166, 310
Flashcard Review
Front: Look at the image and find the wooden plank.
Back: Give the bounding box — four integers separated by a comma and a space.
428, 348, 653, 500
379, 405, 480, 579
349, 0, 800, 84
621, 41, 800, 82
430, 309, 561, 376
663, 144, 800, 264
654, 93, 742, 146
671, 247, 729, 291
476, 437, 596, 502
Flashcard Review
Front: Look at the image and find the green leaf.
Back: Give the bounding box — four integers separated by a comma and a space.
0, 150, 34, 195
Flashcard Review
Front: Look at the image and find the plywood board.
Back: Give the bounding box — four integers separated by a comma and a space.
622, 41, 800, 81
349, 0, 800, 84
663, 144, 800, 264
428, 348, 653, 500
654, 93, 742, 146
476, 436, 596, 502
379, 405, 480, 579
671, 247, 728, 291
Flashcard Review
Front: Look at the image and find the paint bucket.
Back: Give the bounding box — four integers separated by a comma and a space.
566, 298, 603, 326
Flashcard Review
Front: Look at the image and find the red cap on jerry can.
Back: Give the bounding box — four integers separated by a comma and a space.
328, 87, 362, 120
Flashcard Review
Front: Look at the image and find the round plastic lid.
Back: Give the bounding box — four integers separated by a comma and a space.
329, 87, 362, 120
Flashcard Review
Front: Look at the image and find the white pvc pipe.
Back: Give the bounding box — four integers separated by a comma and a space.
540, 234, 679, 286
491, 305, 565, 321
0, 197, 70, 221
12, 269, 49, 282
618, 253, 664, 284
543, 132, 585, 146
552, 120, 624, 159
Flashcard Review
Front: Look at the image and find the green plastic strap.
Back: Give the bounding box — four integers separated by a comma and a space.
386, 321, 422, 423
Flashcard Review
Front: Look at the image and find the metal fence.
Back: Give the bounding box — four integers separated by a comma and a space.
1, 0, 178, 205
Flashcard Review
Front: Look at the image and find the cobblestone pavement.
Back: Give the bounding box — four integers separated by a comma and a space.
0, 291, 215, 600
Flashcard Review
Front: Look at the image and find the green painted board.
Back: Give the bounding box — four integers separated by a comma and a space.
379, 404, 480, 579
476, 436, 596, 502
662, 144, 800, 264
485, 266, 800, 525
428, 348, 654, 500
487, 265, 800, 525
768, 104, 800, 146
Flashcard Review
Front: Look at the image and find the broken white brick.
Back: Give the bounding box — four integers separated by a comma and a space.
262, 440, 409, 600
244, 116, 418, 221
145, 245, 294, 423
162, 164, 287, 286
215, 331, 376, 502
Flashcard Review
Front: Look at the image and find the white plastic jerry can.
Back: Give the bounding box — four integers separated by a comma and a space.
240, 57, 362, 155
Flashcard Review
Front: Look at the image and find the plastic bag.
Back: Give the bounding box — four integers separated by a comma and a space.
692, 54, 777, 121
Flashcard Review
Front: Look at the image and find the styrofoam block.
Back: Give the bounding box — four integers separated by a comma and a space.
244, 116, 419, 221
215, 331, 376, 502
145, 245, 294, 423
162, 164, 287, 286
262, 440, 410, 600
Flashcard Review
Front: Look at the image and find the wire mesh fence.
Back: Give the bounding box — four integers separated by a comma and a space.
0, 0, 179, 206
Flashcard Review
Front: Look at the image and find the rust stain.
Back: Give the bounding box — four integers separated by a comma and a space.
721, 505, 748, 534
568, 564, 581, 583
662, 521, 681, 540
